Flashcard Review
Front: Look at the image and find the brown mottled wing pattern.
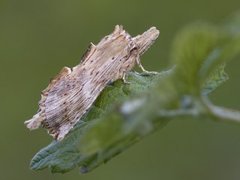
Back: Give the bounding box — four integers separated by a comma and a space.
25, 25, 159, 140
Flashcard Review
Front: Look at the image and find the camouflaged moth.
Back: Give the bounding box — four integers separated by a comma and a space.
25, 25, 160, 140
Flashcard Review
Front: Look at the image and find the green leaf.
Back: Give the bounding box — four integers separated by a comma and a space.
170, 23, 223, 95
202, 64, 228, 95
169, 23, 240, 96
30, 72, 169, 173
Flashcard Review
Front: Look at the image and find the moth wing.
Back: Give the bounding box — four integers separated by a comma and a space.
25, 66, 83, 139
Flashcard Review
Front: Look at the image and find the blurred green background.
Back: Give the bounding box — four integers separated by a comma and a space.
1, 0, 240, 179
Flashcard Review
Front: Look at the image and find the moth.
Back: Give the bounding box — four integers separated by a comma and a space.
25, 25, 160, 140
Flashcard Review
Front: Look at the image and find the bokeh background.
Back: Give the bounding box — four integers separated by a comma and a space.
1, 0, 240, 180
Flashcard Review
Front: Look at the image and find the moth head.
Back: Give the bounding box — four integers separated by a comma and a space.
133, 27, 160, 55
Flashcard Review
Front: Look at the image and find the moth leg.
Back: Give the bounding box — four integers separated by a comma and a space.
136, 57, 158, 75
122, 72, 130, 84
